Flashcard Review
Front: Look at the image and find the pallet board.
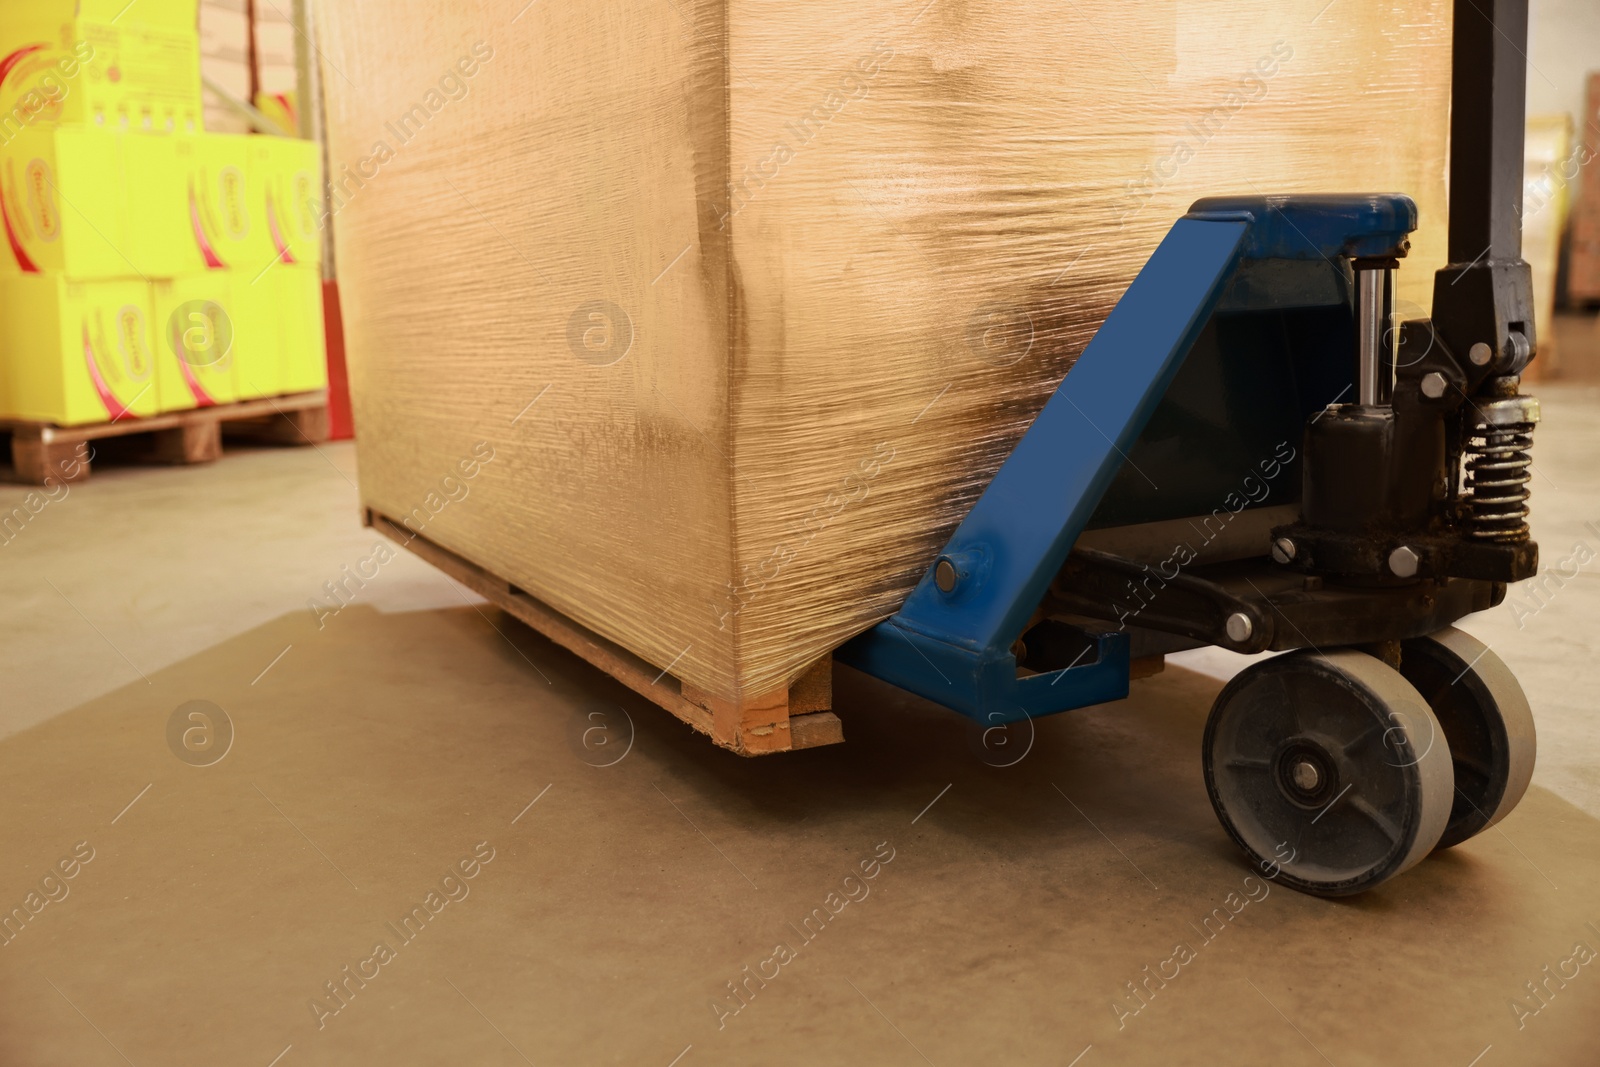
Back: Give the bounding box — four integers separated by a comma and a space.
366, 509, 846, 757
1, 391, 329, 484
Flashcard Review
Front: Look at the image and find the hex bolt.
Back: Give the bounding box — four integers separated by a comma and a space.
1421, 372, 1448, 399
934, 558, 958, 593
1271, 537, 1297, 565
1388, 545, 1421, 578
1469, 342, 1493, 366
1225, 612, 1254, 644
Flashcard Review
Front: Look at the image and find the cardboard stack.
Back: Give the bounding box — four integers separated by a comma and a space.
0, 0, 326, 427
199, 0, 252, 135
251, 0, 296, 129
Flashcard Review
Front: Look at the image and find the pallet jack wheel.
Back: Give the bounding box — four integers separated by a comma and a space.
1202, 650, 1454, 897
1398, 627, 1536, 851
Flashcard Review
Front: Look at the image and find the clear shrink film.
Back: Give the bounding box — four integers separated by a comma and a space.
316, 0, 1452, 707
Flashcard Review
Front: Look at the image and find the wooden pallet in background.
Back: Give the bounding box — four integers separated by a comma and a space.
1, 391, 329, 485
366, 508, 846, 757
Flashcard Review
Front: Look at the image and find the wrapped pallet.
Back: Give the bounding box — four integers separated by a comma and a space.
318, 0, 1454, 751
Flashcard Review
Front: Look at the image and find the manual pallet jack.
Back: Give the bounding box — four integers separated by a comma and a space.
838, 0, 1542, 896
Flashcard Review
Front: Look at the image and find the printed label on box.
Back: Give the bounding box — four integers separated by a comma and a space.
83, 301, 154, 419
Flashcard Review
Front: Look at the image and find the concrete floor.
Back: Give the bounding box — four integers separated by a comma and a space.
2, 387, 1599, 1066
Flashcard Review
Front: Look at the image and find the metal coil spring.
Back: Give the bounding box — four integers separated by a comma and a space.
1465, 421, 1535, 541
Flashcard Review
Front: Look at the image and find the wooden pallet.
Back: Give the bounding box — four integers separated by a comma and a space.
366, 508, 846, 757
1, 391, 330, 485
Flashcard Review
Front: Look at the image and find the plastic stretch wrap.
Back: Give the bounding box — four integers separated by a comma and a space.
319, 0, 1452, 705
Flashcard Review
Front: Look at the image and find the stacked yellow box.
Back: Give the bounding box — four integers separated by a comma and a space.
0, 0, 326, 427
0, 0, 203, 134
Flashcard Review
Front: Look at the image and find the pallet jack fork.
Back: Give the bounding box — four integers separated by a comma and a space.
838, 0, 1541, 896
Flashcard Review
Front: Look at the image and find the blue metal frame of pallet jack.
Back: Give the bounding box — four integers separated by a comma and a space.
835, 194, 1418, 726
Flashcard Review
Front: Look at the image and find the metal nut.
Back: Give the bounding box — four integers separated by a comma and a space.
1271, 537, 1297, 565
1469, 342, 1493, 366
1475, 393, 1541, 428
1420, 372, 1448, 399
1388, 545, 1420, 578
1225, 612, 1254, 644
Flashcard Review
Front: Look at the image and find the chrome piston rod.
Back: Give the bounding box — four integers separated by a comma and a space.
1355, 266, 1394, 407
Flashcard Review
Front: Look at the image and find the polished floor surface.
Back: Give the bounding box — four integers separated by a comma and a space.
2, 387, 1598, 1066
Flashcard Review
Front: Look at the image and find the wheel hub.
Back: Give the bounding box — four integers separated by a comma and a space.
1291, 759, 1321, 792
1275, 739, 1339, 809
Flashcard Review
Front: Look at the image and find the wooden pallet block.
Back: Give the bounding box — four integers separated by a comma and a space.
366, 508, 846, 756
1, 391, 330, 485
222, 401, 332, 447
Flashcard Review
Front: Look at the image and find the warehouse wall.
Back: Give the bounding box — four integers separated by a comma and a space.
1528, 0, 1600, 145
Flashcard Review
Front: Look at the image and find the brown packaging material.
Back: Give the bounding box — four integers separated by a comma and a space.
319, 0, 1453, 707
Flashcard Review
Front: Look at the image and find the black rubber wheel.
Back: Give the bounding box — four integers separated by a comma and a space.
1203, 649, 1454, 897
1399, 627, 1536, 851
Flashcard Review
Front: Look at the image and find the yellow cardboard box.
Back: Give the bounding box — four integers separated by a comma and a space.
0, 36, 95, 138
151, 274, 237, 410
233, 263, 325, 399
253, 90, 296, 136
250, 134, 322, 266
0, 125, 130, 278
277, 264, 326, 393
0, 128, 274, 279
0, 275, 159, 424
125, 132, 269, 275
13, 2, 199, 29
231, 270, 278, 399
0, 14, 202, 134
